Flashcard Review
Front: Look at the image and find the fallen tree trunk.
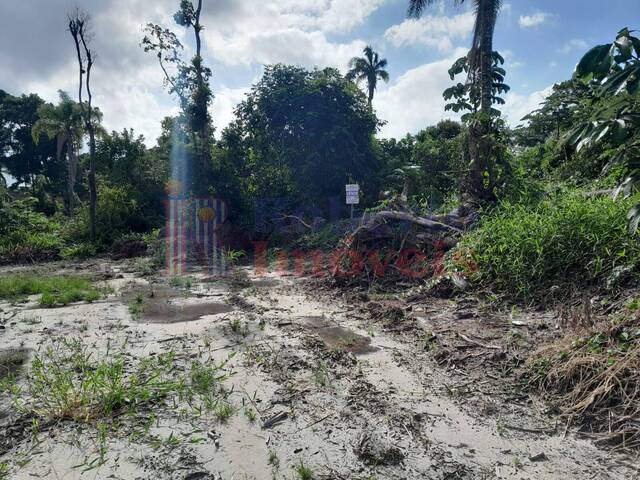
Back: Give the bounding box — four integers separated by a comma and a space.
362, 211, 462, 234
329, 203, 478, 284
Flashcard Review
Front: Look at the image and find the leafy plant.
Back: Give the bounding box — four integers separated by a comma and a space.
443, 51, 510, 121
457, 190, 640, 299
569, 27, 640, 231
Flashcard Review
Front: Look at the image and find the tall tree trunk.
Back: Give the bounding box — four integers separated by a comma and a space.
466, 0, 497, 202
70, 11, 98, 240
67, 140, 79, 215
192, 0, 212, 195
87, 127, 97, 241
368, 83, 374, 106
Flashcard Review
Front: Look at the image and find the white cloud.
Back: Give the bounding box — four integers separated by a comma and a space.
201, 0, 383, 68
281, 0, 388, 34
211, 86, 249, 136
384, 12, 475, 52
501, 49, 523, 68
375, 49, 467, 138
558, 39, 588, 54
375, 51, 553, 138
205, 27, 366, 70
518, 11, 552, 28
502, 86, 554, 126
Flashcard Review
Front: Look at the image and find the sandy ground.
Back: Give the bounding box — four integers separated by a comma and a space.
0, 258, 638, 479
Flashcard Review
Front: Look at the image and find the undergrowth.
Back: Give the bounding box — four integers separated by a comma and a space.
0, 338, 236, 473
455, 190, 640, 301
526, 310, 640, 450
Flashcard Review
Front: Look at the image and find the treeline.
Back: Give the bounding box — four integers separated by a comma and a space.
0, 68, 468, 259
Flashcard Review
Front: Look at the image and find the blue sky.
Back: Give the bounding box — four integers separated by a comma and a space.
1, 0, 638, 143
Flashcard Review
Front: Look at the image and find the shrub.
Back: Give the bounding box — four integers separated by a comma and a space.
456, 190, 640, 300
60, 242, 97, 260
0, 198, 63, 263
65, 185, 142, 248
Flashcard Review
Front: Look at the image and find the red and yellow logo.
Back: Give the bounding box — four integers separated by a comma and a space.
197, 207, 216, 223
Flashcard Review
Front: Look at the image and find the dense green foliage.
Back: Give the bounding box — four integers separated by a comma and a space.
458, 192, 640, 300
377, 120, 466, 209
213, 64, 381, 223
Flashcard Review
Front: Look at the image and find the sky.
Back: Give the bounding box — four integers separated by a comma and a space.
1, 0, 638, 145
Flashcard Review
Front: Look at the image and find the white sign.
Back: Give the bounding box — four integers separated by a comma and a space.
345, 184, 360, 205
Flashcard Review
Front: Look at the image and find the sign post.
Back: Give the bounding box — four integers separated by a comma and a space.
345, 184, 359, 220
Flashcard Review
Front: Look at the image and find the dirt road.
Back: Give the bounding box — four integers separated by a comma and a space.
0, 259, 637, 479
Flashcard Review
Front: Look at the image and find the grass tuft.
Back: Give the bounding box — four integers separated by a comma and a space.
0, 274, 108, 307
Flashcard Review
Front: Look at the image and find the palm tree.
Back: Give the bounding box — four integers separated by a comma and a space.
347, 46, 389, 105
408, 0, 502, 201
32, 90, 84, 214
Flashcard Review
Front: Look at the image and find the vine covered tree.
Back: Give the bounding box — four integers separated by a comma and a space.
142, 0, 214, 194
346, 45, 389, 105
408, 0, 503, 202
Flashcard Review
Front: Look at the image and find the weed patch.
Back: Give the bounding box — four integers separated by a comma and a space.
526, 314, 640, 450
0, 339, 237, 474
456, 192, 640, 300
0, 274, 108, 307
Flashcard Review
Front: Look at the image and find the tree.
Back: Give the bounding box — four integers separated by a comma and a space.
97, 128, 169, 231
409, 0, 503, 202
223, 64, 381, 217
517, 80, 591, 146
142, 0, 214, 194
346, 45, 389, 105
68, 8, 99, 240
32, 91, 84, 213
0, 90, 59, 190
569, 27, 640, 231
378, 121, 465, 209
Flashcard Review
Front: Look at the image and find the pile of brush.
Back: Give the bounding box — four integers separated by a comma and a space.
329, 204, 477, 286
527, 312, 640, 450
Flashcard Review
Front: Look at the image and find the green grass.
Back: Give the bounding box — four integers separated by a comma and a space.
455, 191, 640, 300
128, 293, 145, 317
169, 276, 192, 289
1, 340, 235, 423
268, 449, 280, 469
0, 274, 108, 306
0, 339, 238, 477
295, 461, 314, 480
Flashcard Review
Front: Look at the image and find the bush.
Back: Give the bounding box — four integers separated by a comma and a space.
456, 190, 640, 300
60, 242, 97, 260
0, 197, 63, 263
65, 185, 142, 248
